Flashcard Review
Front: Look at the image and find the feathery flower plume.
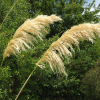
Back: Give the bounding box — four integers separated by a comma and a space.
36, 23, 100, 76
3, 14, 62, 58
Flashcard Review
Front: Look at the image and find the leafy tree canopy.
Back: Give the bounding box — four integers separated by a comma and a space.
28, 0, 100, 37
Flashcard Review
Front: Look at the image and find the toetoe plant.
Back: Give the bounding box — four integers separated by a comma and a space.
3, 14, 62, 59
36, 23, 100, 75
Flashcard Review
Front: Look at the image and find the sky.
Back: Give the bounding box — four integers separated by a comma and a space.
86, 0, 100, 5
85, 0, 100, 15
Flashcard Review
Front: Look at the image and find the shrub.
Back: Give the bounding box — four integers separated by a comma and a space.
0, 66, 13, 99
81, 62, 100, 100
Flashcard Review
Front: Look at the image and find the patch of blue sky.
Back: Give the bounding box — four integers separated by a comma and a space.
85, 0, 100, 15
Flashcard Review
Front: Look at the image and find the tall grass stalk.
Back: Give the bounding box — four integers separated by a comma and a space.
0, 0, 19, 29
15, 65, 38, 100
0, 58, 4, 67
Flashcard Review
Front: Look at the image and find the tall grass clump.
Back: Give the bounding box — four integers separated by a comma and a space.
3, 14, 62, 59
1, 14, 100, 99
1, 14, 62, 100
3, 22, 100, 75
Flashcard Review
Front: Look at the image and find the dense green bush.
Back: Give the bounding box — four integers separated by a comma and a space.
81, 65, 100, 100
0, 66, 13, 99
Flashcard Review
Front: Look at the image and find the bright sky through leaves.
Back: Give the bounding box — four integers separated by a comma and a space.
86, 0, 100, 15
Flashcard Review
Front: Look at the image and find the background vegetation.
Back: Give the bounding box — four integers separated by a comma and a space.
0, 0, 100, 100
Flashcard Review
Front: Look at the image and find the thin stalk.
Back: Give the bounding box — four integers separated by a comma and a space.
0, 0, 19, 29
15, 65, 38, 100
1, 58, 4, 67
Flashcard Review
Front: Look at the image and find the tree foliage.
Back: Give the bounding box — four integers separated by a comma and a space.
0, 0, 32, 30
28, 0, 100, 37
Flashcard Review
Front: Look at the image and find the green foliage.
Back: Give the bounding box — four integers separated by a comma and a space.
28, 0, 100, 37
0, 66, 13, 99
61, 41, 100, 100
81, 66, 100, 100
0, 0, 11, 23
0, 0, 32, 30
83, 0, 100, 23
0, 0, 100, 100
1, 35, 100, 100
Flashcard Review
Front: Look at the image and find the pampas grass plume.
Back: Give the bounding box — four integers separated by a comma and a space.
36, 23, 100, 76
3, 14, 62, 58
